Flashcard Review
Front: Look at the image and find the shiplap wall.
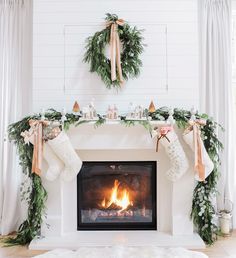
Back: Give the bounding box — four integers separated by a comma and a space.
33, 0, 199, 114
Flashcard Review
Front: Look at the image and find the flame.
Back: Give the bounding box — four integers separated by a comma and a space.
101, 198, 106, 208
101, 179, 133, 211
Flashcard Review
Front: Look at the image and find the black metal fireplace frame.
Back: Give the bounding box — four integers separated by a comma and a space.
77, 161, 157, 231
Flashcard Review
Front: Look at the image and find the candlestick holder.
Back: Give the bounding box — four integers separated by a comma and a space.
40, 108, 46, 120
167, 108, 175, 124
61, 108, 67, 125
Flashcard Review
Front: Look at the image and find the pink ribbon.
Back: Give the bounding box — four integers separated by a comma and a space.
156, 126, 173, 152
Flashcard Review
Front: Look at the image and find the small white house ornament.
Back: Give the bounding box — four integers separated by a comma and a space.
106, 105, 119, 120
82, 100, 98, 120
126, 102, 146, 120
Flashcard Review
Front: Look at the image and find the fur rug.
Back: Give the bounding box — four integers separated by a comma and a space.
34, 246, 208, 258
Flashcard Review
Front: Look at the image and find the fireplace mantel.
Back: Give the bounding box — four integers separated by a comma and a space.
66, 120, 168, 150
29, 122, 205, 250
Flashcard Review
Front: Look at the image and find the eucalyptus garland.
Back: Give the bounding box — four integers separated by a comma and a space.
5, 115, 47, 245
5, 108, 222, 246
84, 13, 144, 88
4, 111, 81, 246
149, 107, 223, 244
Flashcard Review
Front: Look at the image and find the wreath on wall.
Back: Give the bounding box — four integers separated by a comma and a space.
84, 13, 145, 89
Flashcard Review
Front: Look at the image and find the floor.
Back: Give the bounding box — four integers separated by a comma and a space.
0, 232, 236, 258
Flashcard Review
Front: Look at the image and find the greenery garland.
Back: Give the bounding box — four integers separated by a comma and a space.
4, 111, 80, 245
5, 115, 47, 245
84, 13, 144, 89
4, 107, 222, 246
149, 107, 223, 244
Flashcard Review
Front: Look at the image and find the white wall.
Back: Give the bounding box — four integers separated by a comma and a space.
33, 0, 199, 114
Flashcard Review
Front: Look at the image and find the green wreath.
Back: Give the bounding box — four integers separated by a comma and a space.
84, 13, 145, 89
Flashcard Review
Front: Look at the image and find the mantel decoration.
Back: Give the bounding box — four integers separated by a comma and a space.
4, 107, 223, 246
84, 13, 144, 89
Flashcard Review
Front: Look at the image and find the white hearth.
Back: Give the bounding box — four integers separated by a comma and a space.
29, 122, 205, 250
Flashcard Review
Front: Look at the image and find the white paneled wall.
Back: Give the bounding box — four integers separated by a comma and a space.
33, 0, 199, 114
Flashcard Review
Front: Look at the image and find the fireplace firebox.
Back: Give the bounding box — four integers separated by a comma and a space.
77, 161, 157, 230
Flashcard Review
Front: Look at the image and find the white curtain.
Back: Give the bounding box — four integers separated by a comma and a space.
0, 0, 33, 235
199, 0, 236, 221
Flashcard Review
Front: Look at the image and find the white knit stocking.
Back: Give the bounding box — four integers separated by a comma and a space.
43, 143, 63, 181
22, 131, 63, 181
160, 130, 189, 181
48, 131, 82, 182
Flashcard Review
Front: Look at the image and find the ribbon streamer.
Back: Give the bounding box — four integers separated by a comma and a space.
21, 120, 62, 176
184, 119, 206, 181
28, 120, 49, 176
106, 19, 125, 83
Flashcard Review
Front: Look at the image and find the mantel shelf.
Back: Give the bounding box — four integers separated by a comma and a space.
71, 119, 172, 126
65, 120, 174, 151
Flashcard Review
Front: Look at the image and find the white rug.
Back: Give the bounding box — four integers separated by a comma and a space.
34, 246, 208, 258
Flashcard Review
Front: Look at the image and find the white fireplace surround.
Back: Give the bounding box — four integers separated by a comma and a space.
29, 122, 205, 250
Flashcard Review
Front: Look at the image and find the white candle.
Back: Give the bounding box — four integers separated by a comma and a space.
40, 108, 45, 120
62, 107, 66, 115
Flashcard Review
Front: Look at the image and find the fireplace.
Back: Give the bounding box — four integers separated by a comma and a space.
77, 161, 157, 230
30, 124, 205, 250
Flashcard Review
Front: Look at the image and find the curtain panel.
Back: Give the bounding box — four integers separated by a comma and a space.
0, 0, 33, 234
199, 0, 236, 222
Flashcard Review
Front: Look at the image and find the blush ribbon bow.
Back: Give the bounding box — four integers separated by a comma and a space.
106, 19, 125, 83
155, 126, 173, 152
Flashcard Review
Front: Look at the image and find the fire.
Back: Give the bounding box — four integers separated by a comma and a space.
101, 179, 133, 212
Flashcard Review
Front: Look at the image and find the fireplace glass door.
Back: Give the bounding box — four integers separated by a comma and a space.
77, 161, 157, 230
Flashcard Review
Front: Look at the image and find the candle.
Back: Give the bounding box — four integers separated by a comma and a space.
40, 108, 45, 120
61, 107, 67, 123
62, 107, 66, 115
190, 107, 196, 121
